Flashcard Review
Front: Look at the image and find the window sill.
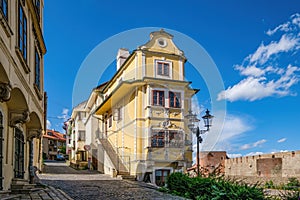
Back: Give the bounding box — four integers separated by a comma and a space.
0, 11, 13, 37
15, 47, 30, 73
155, 75, 172, 80
33, 84, 43, 100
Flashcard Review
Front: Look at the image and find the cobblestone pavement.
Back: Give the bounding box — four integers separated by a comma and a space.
37, 161, 187, 200
3, 161, 186, 199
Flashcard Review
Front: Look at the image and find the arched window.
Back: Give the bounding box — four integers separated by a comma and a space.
0, 111, 3, 190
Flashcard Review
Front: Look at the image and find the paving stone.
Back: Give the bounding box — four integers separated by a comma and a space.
4, 161, 187, 200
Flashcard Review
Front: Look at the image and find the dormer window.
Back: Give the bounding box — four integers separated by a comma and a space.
157, 62, 169, 76
155, 60, 172, 79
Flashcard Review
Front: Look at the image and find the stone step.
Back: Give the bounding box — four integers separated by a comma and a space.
11, 178, 28, 185
10, 188, 40, 194
118, 171, 130, 175
11, 183, 36, 190
99, 139, 129, 174
118, 175, 136, 181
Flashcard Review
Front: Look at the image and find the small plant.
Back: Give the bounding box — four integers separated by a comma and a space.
287, 177, 300, 188
265, 180, 275, 189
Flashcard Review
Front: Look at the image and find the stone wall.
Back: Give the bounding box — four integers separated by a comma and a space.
225, 150, 300, 184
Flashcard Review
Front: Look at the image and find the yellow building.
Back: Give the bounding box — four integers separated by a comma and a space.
0, 0, 46, 191
94, 30, 197, 186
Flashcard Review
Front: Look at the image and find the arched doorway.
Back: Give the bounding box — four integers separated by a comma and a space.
26, 112, 43, 183
7, 88, 29, 179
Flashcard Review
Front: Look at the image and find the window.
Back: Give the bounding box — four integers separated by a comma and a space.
151, 131, 183, 148
34, 49, 40, 90
151, 131, 165, 147
78, 112, 86, 120
80, 151, 86, 161
35, 0, 40, 17
14, 128, 25, 179
168, 131, 183, 148
157, 62, 169, 76
152, 90, 164, 106
155, 169, 170, 186
47, 132, 53, 136
78, 131, 85, 141
0, 112, 3, 190
108, 115, 112, 128
169, 92, 181, 108
18, 3, 27, 60
0, 0, 8, 19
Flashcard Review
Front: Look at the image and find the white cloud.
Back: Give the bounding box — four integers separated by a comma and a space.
240, 139, 267, 150
199, 112, 252, 151
253, 139, 267, 147
218, 13, 300, 102
266, 22, 291, 36
291, 13, 300, 28
266, 13, 300, 36
62, 108, 69, 115
249, 34, 299, 65
218, 65, 300, 102
240, 143, 252, 150
277, 138, 287, 143
227, 153, 242, 158
57, 108, 70, 121
246, 152, 263, 156
46, 120, 51, 129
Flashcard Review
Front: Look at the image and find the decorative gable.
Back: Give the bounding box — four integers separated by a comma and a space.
139, 29, 185, 58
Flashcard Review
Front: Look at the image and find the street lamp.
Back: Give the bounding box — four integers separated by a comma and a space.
186, 109, 213, 177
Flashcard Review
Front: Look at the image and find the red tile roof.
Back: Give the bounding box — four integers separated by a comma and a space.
43, 129, 66, 142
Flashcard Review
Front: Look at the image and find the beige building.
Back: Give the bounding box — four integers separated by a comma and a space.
0, 0, 46, 191
42, 129, 66, 160
67, 101, 90, 169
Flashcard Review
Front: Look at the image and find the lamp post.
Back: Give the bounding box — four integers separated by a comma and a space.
186, 109, 213, 177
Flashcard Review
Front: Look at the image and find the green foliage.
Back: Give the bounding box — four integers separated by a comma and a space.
166, 172, 265, 200
265, 180, 275, 189
264, 178, 300, 191
287, 178, 300, 188
60, 145, 66, 154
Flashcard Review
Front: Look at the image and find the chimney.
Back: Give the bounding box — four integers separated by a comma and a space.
117, 48, 130, 70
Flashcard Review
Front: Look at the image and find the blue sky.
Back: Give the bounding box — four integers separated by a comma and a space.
44, 1, 300, 157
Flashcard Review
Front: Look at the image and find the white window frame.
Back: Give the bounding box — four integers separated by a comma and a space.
154, 59, 172, 79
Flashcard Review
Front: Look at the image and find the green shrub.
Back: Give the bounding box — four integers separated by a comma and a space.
286, 177, 300, 190
166, 172, 265, 200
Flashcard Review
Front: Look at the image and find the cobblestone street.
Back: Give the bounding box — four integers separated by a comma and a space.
37, 161, 186, 200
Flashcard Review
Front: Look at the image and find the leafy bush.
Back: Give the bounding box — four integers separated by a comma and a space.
165, 172, 265, 200
286, 177, 300, 190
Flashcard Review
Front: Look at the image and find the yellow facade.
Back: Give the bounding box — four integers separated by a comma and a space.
94, 30, 197, 185
0, 0, 46, 191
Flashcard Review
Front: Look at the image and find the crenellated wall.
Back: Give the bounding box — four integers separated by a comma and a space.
225, 150, 300, 184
